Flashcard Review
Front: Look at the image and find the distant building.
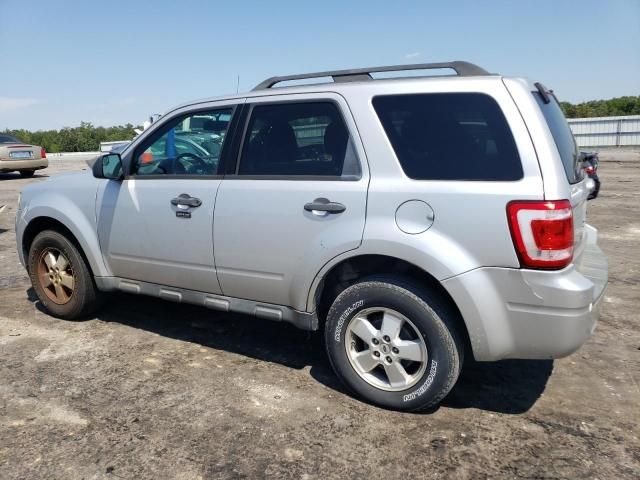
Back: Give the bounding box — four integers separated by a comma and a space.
99, 141, 131, 153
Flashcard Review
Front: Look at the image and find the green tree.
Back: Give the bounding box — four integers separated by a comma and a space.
560, 96, 640, 118
2, 122, 139, 152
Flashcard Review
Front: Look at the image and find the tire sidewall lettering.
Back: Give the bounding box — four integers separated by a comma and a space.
333, 294, 441, 404
403, 359, 437, 402
324, 280, 460, 411
334, 299, 364, 342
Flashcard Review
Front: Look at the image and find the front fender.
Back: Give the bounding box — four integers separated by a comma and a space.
20, 194, 110, 277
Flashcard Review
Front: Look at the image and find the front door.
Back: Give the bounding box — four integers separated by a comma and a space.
214, 95, 369, 310
97, 105, 237, 293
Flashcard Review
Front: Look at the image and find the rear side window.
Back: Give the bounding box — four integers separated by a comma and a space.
238, 102, 360, 178
373, 93, 523, 181
534, 93, 583, 184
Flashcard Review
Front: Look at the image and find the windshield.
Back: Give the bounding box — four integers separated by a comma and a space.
0, 134, 22, 144
534, 92, 583, 184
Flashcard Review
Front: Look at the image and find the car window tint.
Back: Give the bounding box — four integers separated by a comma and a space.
132, 109, 232, 176
373, 93, 523, 181
238, 102, 360, 178
534, 92, 583, 184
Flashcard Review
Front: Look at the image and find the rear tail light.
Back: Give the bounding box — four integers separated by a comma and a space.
40, 147, 47, 158
507, 200, 573, 269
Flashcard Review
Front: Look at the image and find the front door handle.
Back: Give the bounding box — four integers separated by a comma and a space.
304, 197, 346, 214
171, 193, 202, 208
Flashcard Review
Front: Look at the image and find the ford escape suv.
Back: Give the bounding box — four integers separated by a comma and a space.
16, 61, 608, 411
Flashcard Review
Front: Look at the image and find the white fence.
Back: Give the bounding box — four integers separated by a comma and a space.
568, 115, 640, 147
45, 152, 100, 164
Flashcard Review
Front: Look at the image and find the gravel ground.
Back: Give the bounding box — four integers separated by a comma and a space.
0, 152, 639, 479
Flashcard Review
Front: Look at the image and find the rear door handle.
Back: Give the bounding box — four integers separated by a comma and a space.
304, 197, 346, 214
171, 193, 202, 208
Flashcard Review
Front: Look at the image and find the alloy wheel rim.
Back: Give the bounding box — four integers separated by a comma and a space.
36, 248, 75, 305
344, 307, 428, 392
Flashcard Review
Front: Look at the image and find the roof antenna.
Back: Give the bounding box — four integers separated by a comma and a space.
236, 75, 240, 94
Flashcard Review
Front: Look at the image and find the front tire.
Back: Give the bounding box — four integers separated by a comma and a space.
28, 229, 102, 319
325, 277, 463, 411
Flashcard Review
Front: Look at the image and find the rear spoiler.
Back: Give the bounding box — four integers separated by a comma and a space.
534, 82, 555, 104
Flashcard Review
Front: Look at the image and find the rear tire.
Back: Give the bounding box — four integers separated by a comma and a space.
28, 229, 102, 319
325, 276, 463, 411
19, 170, 35, 177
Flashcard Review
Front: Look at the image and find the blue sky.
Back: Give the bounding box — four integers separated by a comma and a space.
1, 0, 638, 130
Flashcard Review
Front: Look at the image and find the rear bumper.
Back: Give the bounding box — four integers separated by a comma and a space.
0, 158, 48, 172
443, 224, 608, 361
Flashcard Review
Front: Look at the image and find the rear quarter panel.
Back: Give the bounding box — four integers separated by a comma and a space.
307, 77, 545, 310
344, 79, 542, 266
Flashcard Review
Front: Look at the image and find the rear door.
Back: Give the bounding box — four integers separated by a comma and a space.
213, 93, 369, 310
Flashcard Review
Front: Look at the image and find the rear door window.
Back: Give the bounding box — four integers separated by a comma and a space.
533, 92, 583, 184
238, 102, 361, 178
372, 93, 523, 181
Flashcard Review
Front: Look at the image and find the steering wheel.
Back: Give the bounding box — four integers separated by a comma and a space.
173, 152, 210, 174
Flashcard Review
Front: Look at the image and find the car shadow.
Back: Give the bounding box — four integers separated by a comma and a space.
441, 358, 553, 413
0, 172, 48, 180
28, 289, 552, 414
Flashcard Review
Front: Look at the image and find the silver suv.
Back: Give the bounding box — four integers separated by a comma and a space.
15, 62, 608, 411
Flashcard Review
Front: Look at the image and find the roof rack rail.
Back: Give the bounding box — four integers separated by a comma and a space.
252, 61, 491, 90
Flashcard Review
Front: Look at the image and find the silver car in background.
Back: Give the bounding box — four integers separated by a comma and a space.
15, 61, 608, 411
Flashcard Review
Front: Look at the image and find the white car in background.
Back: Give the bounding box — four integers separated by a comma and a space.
0, 134, 48, 177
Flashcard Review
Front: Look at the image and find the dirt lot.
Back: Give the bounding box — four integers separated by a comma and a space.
1, 152, 639, 479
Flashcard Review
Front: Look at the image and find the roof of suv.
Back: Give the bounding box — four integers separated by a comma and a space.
251, 61, 493, 90
168, 61, 504, 115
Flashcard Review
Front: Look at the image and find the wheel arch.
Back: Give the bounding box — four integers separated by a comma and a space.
21, 213, 109, 278
310, 253, 472, 357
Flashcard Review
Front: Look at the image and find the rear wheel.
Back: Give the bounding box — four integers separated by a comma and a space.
19, 170, 35, 177
325, 276, 463, 411
28, 230, 102, 319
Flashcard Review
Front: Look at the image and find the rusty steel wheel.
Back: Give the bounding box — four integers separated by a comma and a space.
36, 248, 75, 305
28, 229, 103, 319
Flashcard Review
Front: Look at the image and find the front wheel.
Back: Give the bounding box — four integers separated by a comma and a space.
28, 229, 102, 319
325, 277, 463, 411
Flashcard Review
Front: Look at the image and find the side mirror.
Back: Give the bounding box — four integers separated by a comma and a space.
93, 153, 124, 180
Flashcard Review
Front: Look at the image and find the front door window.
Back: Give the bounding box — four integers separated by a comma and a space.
133, 109, 233, 176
